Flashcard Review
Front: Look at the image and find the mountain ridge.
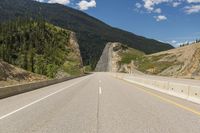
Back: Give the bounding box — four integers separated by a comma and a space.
0, 0, 174, 68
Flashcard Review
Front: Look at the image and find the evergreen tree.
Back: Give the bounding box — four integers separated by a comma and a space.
0, 18, 80, 78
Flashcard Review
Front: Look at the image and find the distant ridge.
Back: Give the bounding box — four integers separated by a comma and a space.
0, 0, 174, 68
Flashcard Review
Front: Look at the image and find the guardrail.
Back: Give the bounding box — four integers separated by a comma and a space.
0, 74, 89, 99
116, 74, 200, 104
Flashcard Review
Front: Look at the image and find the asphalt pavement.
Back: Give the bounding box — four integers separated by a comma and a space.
0, 73, 200, 133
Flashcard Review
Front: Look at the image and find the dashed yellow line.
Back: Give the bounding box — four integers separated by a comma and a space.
116, 76, 200, 117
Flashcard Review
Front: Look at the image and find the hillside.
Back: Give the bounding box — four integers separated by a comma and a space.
95, 42, 145, 74
115, 42, 200, 79
0, 0, 173, 68
147, 43, 200, 79
0, 60, 47, 87
0, 19, 83, 78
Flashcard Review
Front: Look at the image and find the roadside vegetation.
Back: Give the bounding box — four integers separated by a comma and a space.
119, 46, 177, 74
0, 18, 82, 78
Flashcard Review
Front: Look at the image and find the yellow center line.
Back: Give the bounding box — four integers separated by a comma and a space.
138, 86, 200, 116
115, 76, 200, 117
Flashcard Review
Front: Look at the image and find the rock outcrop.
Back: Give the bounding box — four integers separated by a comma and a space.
95, 42, 139, 73
55, 32, 83, 78
95, 43, 112, 72
69, 32, 83, 67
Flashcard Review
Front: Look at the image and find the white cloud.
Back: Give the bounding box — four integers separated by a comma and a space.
154, 15, 167, 21
171, 40, 177, 43
142, 0, 185, 12
187, 0, 200, 3
143, 0, 169, 11
172, 2, 181, 7
77, 0, 96, 10
137, 0, 200, 21
136, 3, 142, 8
34, 0, 70, 5
143, 0, 154, 11
34, 0, 45, 2
154, 8, 162, 13
35, 0, 45, 2
48, 0, 70, 4
185, 5, 200, 14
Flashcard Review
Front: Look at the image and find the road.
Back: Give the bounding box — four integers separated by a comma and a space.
0, 73, 200, 133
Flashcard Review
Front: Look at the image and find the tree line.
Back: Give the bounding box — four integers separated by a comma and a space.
180, 39, 200, 47
0, 18, 71, 78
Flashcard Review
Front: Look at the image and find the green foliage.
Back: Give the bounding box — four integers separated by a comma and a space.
46, 64, 59, 78
63, 61, 82, 76
120, 48, 175, 74
0, 18, 81, 78
83, 65, 92, 73
0, 0, 174, 69
34, 55, 46, 75
119, 48, 145, 64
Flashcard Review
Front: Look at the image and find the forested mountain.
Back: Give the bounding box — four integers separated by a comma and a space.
0, 19, 83, 78
0, 0, 174, 69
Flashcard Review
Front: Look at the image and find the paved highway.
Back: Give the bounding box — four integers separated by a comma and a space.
0, 73, 200, 133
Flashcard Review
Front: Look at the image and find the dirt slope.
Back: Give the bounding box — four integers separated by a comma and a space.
148, 42, 200, 79
106, 42, 200, 80
0, 60, 47, 87
95, 41, 200, 80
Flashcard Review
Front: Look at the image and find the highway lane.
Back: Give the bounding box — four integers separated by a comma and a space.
0, 73, 200, 133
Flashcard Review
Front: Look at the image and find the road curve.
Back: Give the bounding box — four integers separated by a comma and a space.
0, 73, 200, 133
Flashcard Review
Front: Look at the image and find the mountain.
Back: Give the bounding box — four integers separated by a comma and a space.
0, 0, 174, 68
0, 19, 83, 78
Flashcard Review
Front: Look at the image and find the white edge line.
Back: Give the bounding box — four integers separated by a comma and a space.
0, 76, 91, 120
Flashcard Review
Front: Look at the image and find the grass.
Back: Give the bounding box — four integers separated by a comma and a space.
119, 47, 175, 74
119, 47, 145, 64
63, 61, 82, 76
83, 65, 92, 73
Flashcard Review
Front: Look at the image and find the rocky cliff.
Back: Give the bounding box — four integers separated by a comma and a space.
95, 42, 141, 73
55, 31, 83, 78
69, 32, 83, 67
95, 43, 112, 72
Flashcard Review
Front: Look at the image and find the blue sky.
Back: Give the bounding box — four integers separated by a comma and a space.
36, 0, 200, 47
